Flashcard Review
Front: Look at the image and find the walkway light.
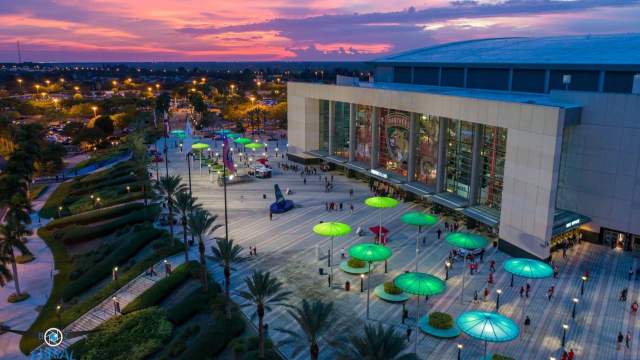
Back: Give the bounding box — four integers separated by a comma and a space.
572, 298, 579, 319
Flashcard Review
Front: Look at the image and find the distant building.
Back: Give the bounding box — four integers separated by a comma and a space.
288, 34, 640, 259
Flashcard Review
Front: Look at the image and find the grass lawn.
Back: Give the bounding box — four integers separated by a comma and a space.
71, 147, 129, 171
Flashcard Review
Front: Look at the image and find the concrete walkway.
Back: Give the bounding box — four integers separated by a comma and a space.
0, 184, 58, 360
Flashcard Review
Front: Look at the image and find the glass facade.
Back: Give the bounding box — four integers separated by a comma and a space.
445, 119, 474, 199
379, 109, 410, 177
318, 100, 329, 152
478, 126, 507, 209
332, 101, 350, 158
414, 114, 439, 186
355, 105, 373, 163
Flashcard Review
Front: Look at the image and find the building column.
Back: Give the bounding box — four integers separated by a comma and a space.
598, 70, 605, 92
407, 113, 417, 182
435, 117, 448, 193
468, 123, 483, 205
508, 68, 514, 91
328, 100, 334, 155
544, 70, 551, 93
349, 103, 356, 162
370, 107, 380, 169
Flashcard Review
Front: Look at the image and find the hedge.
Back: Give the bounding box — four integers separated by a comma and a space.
43, 202, 145, 230
177, 309, 246, 360
156, 324, 202, 360
69, 307, 172, 360
383, 281, 403, 295
492, 355, 515, 360
62, 226, 165, 301
68, 175, 138, 197
54, 206, 159, 244
428, 312, 453, 330
166, 285, 218, 325
122, 261, 199, 314
347, 258, 365, 268
40, 181, 74, 218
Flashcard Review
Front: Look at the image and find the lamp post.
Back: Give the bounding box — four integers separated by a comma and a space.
91, 106, 97, 117
113, 297, 119, 315
186, 152, 193, 194
126, 185, 130, 193
580, 275, 587, 296
58, 206, 63, 218
457, 344, 463, 360
572, 298, 579, 319
360, 274, 364, 293
561, 324, 569, 348
112, 266, 118, 283
445, 261, 451, 281
56, 304, 62, 327
496, 289, 502, 311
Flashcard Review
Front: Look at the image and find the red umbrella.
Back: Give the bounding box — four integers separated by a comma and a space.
256, 158, 268, 165
151, 155, 163, 163
369, 226, 389, 235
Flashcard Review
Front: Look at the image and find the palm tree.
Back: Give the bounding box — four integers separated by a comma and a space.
187, 208, 221, 292
0, 251, 14, 287
238, 270, 291, 359
277, 299, 335, 360
129, 135, 150, 206
156, 175, 186, 244
337, 324, 418, 360
173, 190, 200, 262
209, 237, 245, 319
0, 218, 30, 297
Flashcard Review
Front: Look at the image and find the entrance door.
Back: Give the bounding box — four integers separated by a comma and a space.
603, 229, 626, 249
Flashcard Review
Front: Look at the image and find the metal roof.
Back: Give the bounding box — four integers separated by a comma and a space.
373, 34, 640, 66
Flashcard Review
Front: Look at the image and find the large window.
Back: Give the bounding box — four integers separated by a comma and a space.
445, 119, 473, 199
478, 126, 507, 209
379, 109, 410, 177
332, 101, 350, 158
355, 105, 373, 163
318, 100, 329, 152
414, 114, 439, 186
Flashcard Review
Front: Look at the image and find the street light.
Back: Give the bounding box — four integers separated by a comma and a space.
457, 344, 463, 360
56, 304, 62, 327
360, 274, 364, 292
580, 275, 587, 296
112, 266, 118, 282
561, 324, 569, 348
445, 261, 451, 281
126, 185, 131, 193
17, 78, 22, 90
91, 106, 98, 117
496, 289, 502, 311
572, 297, 579, 319
74, 86, 80, 92
58, 206, 63, 218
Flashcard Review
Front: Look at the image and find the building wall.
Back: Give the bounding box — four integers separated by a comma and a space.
551, 91, 640, 236
288, 82, 572, 258
287, 91, 320, 155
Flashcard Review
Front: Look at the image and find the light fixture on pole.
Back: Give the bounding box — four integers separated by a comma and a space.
360, 274, 364, 292
561, 324, 569, 348
580, 275, 587, 296
572, 298, 579, 319
445, 261, 451, 281
457, 344, 463, 360
496, 289, 502, 311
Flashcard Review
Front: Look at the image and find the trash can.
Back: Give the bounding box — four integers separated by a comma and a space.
345, 281, 350, 291
319, 268, 324, 276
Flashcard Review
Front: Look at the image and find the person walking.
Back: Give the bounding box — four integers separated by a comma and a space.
269, 210, 273, 221
524, 316, 531, 333
561, 351, 568, 360
303, 177, 307, 185
519, 286, 525, 298
568, 349, 575, 360
483, 287, 489, 302
525, 283, 531, 298
617, 332, 624, 350
340, 248, 345, 259
629, 267, 634, 281
547, 286, 554, 301
631, 301, 638, 314
473, 290, 479, 303
437, 228, 442, 240
625, 332, 631, 349
562, 243, 568, 259
349, 203, 354, 215
406, 327, 412, 342
489, 260, 496, 273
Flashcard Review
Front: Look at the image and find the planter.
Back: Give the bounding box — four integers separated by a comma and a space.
339, 260, 370, 274
418, 315, 460, 338
373, 284, 409, 302
15, 254, 35, 264
8, 292, 30, 303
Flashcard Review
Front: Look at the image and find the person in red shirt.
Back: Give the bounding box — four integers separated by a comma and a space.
568, 349, 575, 360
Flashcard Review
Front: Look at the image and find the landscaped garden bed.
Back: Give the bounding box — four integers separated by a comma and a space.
418, 311, 460, 338
374, 281, 409, 302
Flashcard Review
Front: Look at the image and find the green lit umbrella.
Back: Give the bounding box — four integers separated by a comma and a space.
191, 142, 210, 151
234, 137, 253, 145
226, 133, 241, 139
364, 197, 399, 245
504, 258, 553, 321
313, 222, 352, 288
445, 232, 489, 250
394, 272, 447, 354
215, 129, 232, 134
401, 212, 439, 271
456, 311, 519, 358
171, 129, 186, 136
445, 232, 488, 304
245, 142, 262, 150
349, 243, 392, 319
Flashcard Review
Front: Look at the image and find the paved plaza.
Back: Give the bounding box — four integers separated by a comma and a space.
163, 129, 640, 360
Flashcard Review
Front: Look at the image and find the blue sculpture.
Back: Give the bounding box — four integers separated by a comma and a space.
270, 184, 294, 214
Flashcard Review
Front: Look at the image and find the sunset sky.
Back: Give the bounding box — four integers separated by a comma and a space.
1, 0, 640, 62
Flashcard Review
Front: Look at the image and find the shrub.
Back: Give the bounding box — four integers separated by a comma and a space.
177, 310, 245, 360
121, 261, 199, 314
69, 307, 172, 360
61, 226, 164, 301
43, 202, 145, 230
428, 312, 453, 330
383, 281, 403, 295
7, 293, 30, 303
347, 258, 365, 268
492, 355, 515, 360
54, 206, 159, 245
166, 285, 217, 325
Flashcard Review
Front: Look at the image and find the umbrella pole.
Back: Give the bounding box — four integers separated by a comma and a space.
484, 340, 487, 359
329, 237, 334, 288
461, 255, 465, 304
415, 228, 419, 272
414, 295, 420, 354
379, 211, 382, 244
366, 262, 371, 319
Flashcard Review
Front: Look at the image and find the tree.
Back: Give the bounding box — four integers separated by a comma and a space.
277, 299, 335, 360
173, 190, 200, 263
155, 175, 186, 245
0, 249, 13, 287
128, 134, 150, 206
0, 218, 30, 298
155, 93, 171, 119
238, 270, 291, 359
209, 238, 245, 318
337, 324, 418, 360
187, 208, 221, 292
189, 93, 207, 120
89, 115, 114, 136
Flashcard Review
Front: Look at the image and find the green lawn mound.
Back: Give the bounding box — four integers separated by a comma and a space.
374, 283, 409, 302
7, 292, 30, 303
418, 313, 460, 338
69, 307, 172, 360
340, 259, 371, 274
